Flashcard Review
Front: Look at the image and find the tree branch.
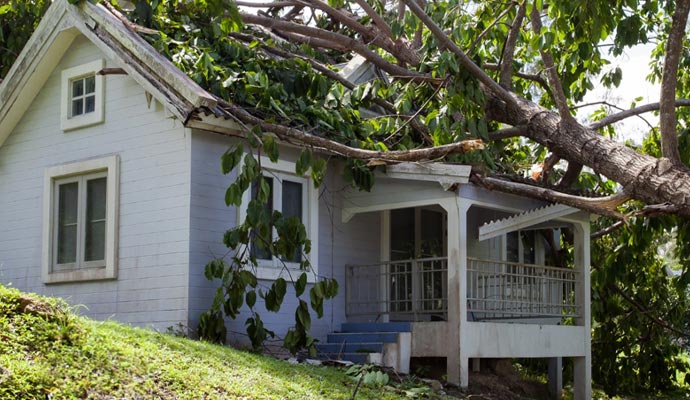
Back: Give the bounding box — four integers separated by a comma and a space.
352, 0, 393, 38
529, 2, 573, 123
468, 3, 516, 55
588, 99, 690, 130
235, 0, 301, 7
240, 12, 430, 82
499, 1, 526, 89
220, 102, 484, 161
659, 0, 690, 166
400, 0, 516, 104
470, 174, 629, 219
297, 0, 419, 66
484, 63, 550, 93
487, 126, 526, 140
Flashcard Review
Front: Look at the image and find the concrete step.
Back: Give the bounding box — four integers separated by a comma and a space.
316, 342, 384, 354
340, 322, 412, 333
327, 332, 399, 344
318, 352, 382, 365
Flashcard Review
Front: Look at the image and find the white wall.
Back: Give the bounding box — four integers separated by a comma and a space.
0, 35, 191, 329
188, 130, 380, 343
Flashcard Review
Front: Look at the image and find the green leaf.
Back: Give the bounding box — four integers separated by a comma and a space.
296, 149, 312, 176
221, 144, 244, 174
295, 273, 308, 297
246, 290, 257, 308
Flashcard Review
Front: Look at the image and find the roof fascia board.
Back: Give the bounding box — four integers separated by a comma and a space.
478, 204, 578, 241
0, 1, 75, 147
379, 162, 471, 189
71, 1, 217, 115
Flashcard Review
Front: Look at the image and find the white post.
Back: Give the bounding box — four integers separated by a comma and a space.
445, 197, 472, 387
380, 210, 391, 323
572, 221, 591, 400
458, 198, 471, 387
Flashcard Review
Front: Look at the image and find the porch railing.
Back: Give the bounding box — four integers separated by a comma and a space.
346, 257, 581, 322
467, 257, 580, 320
346, 257, 448, 321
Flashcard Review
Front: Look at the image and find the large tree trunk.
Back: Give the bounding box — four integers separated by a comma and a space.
487, 94, 690, 218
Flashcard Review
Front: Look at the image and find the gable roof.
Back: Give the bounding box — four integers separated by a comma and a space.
0, 0, 224, 148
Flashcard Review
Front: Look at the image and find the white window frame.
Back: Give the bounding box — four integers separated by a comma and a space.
42, 155, 119, 283
60, 59, 105, 131
238, 156, 319, 282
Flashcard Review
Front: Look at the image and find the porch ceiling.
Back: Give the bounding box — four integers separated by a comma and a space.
478, 203, 578, 241
341, 162, 470, 222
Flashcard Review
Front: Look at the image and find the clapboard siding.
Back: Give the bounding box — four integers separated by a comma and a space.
187, 130, 237, 327
187, 131, 381, 343
0, 35, 190, 329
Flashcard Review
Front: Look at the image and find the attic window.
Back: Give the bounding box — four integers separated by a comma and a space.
61, 60, 105, 131
70, 75, 96, 117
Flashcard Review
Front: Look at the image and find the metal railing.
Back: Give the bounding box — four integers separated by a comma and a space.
346, 257, 448, 321
467, 257, 580, 320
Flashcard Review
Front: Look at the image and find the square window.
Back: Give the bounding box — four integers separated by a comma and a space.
42, 156, 119, 283
69, 75, 97, 118
61, 60, 105, 131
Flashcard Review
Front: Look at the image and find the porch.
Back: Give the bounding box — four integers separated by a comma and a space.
340, 163, 592, 399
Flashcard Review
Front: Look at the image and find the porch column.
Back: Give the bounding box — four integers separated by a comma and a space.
572, 221, 592, 400
446, 197, 471, 387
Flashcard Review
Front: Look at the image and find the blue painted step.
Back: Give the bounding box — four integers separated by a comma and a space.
340, 322, 411, 333
327, 332, 398, 344
316, 342, 384, 354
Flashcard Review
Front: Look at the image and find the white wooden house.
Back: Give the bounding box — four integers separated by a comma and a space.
0, 1, 591, 398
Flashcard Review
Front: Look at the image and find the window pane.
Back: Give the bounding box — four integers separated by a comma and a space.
507, 231, 519, 263
72, 99, 83, 116
250, 177, 273, 260
85, 76, 96, 94
282, 180, 303, 263
72, 78, 84, 97
57, 182, 78, 264
85, 95, 95, 114
85, 178, 107, 262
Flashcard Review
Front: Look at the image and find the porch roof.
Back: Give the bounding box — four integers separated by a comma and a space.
477, 203, 579, 241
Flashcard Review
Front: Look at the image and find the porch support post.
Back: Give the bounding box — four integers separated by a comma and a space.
548, 357, 562, 399
572, 221, 592, 400
446, 197, 471, 387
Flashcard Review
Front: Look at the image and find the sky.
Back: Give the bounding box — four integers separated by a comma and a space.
578, 43, 660, 145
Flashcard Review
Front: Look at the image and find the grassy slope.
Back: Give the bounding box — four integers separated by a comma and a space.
0, 285, 400, 399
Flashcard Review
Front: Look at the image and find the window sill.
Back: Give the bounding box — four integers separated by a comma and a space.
255, 264, 317, 284
44, 266, 117, 284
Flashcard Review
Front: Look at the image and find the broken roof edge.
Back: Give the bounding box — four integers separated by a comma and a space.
0, 0, 221, 149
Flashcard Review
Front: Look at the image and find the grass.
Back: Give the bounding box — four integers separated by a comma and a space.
0, 284, 405, 399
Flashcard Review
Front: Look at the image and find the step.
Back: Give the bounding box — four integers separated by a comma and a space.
327, 332, 399, 344
340, 322, 412, 333
316, 342, 384, 354
318, 352, 379, 364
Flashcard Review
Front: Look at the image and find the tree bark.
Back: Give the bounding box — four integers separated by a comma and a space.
487, 95, 690, 218
659, 0, 690, 166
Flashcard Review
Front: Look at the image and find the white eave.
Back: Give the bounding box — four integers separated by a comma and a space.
478, 203, 579, 241
382, 162, 471, 190
0, 0, 218, 149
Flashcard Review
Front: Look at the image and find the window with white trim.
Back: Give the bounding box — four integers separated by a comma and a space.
43, 156, 119, 283
61, 60, 105, 131
239, 158, 319, 282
